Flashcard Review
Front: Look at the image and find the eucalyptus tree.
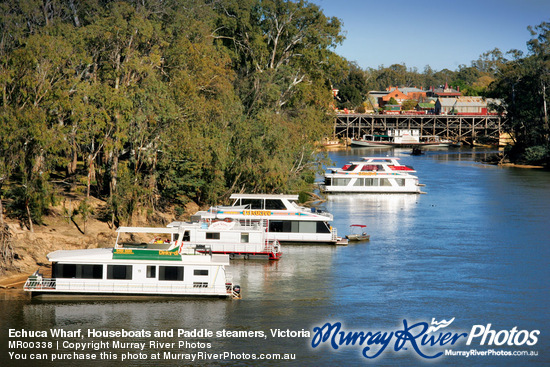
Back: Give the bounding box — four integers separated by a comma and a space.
213, 0, 345, 196
0, 22, 84, 229
489, 21, 550, 164
335, 61, 368, 109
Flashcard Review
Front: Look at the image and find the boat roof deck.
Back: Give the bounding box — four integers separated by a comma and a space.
117, 226, 182, 234
47, 248, 229, 265
230, 194, 298, 200
361, 157, 401, 160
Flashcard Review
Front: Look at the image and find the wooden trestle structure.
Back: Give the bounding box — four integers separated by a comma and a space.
334, 114, 504, 145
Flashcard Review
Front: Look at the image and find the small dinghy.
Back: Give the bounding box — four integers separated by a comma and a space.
345, 224, 370, 241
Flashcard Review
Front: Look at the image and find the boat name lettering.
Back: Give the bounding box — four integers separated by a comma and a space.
243, 210, 271, 216
159, 251, 179, 256
114, 249, 134, 254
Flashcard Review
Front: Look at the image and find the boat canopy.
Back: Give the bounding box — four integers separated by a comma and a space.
117, 226, 180, 234
230, 193, 299, 200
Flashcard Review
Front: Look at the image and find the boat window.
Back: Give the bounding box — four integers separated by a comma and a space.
353, 178, 364, 186
107, 265, 132, 280
193, 282, 208, 288
53, 263, 75, 278
81, 265, 103, 279
240, 199, 263, 209
380, 178, 392, 186
364, 178, 375, 186
183, 231, 190, 241
206, 232, 220, 240
316, 221, 331, 234
265, 199, 286, 210
396, 178, 405, 186
344, 164, 357, 171
241, 233, 249, 243
53, 264, 103, 279
159, 266, 184, 281
334, 178, 351, 186
269, 220, 300, 233
269, 220, 284, 232
361, 165, 378, 171
194, 269, 209, 276
299, 222, 317, 233
52, 263, 103, 279
147, 266, 156, 278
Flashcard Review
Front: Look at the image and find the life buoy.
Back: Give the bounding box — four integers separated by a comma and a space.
224, 218, 232, 223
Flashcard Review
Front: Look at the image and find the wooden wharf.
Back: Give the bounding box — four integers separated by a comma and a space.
333, 114, 504, 145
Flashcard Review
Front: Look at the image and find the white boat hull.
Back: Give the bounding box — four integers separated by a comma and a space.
321, 185, 421, 194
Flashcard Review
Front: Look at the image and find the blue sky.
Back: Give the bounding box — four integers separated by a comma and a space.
310, 0, 550, 71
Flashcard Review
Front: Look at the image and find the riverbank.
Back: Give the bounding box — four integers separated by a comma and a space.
0, 194, 199, 284
480, 153, 547, 169
0, 273, 30, 300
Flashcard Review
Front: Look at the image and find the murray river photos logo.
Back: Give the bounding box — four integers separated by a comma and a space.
310, 318, 540, 360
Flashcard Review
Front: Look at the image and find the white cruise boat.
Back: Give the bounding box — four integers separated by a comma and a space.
321, 157, 425, 194
193, 194, 347, 245
24, 226, 241, 299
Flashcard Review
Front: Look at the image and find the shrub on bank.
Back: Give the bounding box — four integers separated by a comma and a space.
504, 144, 550, 166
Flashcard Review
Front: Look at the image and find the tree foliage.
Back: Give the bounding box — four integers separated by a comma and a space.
488, 21, 550, 164
0, 0, 345, 226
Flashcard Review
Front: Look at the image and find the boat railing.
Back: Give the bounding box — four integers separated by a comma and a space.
193, 241, 277, 254
263, 239, 281, 254
25, 278, 231, 295
192, 244, 212, 255
311, 208, 333, 219
24, 277, 56, 290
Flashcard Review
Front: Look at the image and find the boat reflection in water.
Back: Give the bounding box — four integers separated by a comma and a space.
23, 299, 232, 328
325, 194, 420, 241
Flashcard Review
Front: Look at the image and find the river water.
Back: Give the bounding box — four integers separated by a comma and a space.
1, 147, 549, 366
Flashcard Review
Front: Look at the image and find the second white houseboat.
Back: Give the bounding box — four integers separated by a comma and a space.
193, 194, 347, 245
321, 157, 425, 194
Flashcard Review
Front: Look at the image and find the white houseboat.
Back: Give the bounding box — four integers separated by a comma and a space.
193, 194, 347, 245
164, 219, 281, 260
351, 129, 451, 148
321, 157, 425, 194
24, 226, 241, 299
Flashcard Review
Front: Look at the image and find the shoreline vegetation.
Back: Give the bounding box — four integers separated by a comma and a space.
1, 2, 549, 277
